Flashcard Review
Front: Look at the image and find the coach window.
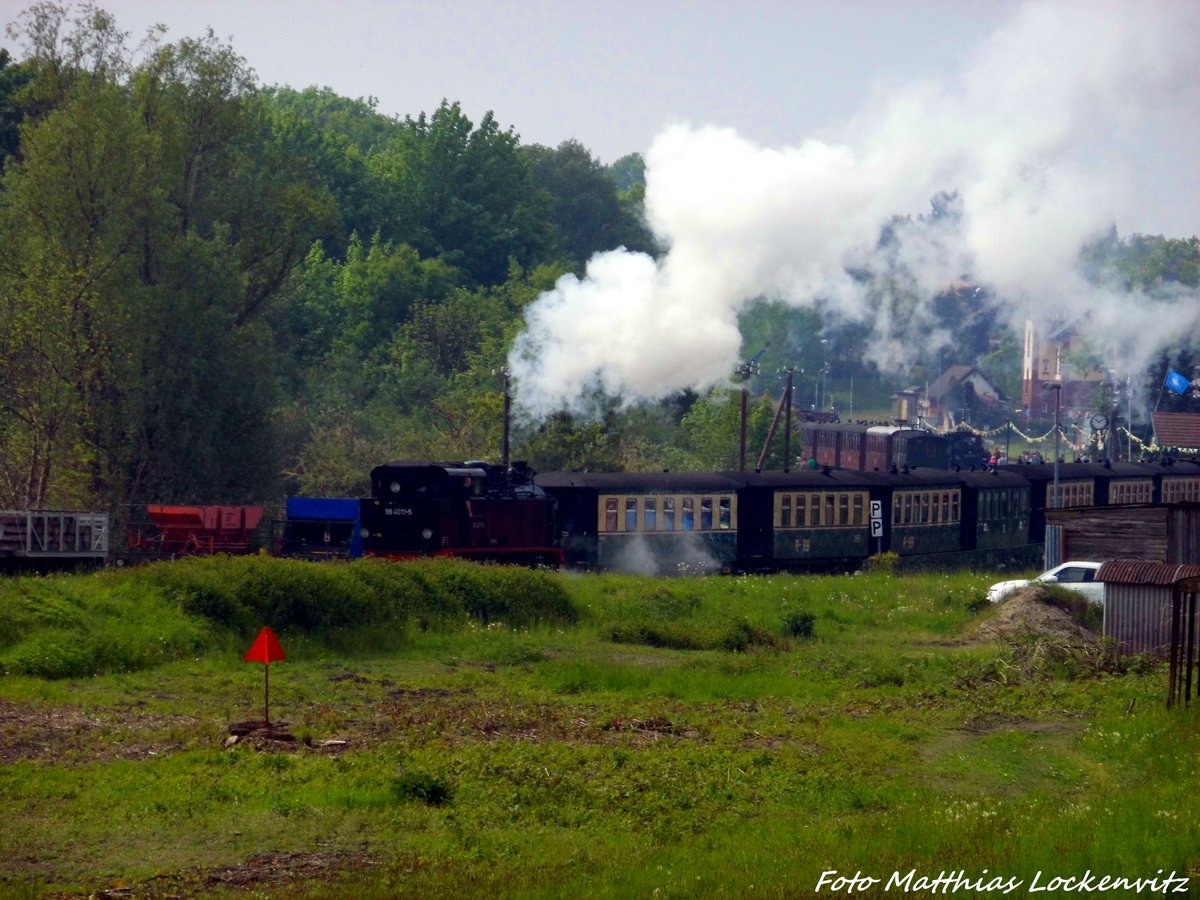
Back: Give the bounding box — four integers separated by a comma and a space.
625, 498, 638, 531
838, 494, 849, 526
663, 497, 675, 530
604, 498, 618, 532
1165, 479, 1200, 502
682, 498, 695, 530
853, 494, 865, 525
719, 497, 731, 529
952, 491, 961, 522
701, 497, 713, 530
645, 498, 657, 530
780, 494, 792, 528
824, 494, 835, 527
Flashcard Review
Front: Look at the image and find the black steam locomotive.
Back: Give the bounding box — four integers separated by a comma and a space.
357, 460, 561, 566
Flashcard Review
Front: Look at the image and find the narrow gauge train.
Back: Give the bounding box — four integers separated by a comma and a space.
798, 421, 988, 471
7, 457, 1200, 575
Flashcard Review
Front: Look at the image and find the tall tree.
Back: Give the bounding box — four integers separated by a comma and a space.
371, 100, 551, 285
0, 48, 33, 174
524, 139, 623, 267
0, 5, 334, 508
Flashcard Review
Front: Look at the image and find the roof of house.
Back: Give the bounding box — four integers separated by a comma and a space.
927, 365, 1008, 404
1153, 412, 1200, 450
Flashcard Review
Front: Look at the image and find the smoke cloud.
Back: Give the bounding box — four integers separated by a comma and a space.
508, 0, 1199, 420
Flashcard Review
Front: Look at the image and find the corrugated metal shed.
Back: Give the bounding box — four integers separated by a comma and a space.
1097, 560, 1200, 585
1096, 560, 1200, 657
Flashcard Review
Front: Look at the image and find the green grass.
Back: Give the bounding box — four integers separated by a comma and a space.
0, 559, 1196, 897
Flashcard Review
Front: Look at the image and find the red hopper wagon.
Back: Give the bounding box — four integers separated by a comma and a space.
127, 505, 265, 557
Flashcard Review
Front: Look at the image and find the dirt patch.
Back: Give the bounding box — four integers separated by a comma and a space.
961, 586, 1100, 646
0, 699, 204, 765
53, 848, 381, 899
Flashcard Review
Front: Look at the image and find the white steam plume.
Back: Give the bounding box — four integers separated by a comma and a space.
508, 0, 1199, 420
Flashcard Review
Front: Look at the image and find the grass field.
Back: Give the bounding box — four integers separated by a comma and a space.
0, 557, 1196, 897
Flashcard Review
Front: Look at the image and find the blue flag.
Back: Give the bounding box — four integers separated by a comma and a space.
1165, 368, 1192, 395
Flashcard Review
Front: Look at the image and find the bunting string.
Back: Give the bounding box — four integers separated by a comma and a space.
920, 421, 1192, 457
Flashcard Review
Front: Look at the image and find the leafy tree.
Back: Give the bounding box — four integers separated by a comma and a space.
607, 152, 644, 193
370, 100, 552, 285
0, 6, 335, 508
0, 65, 152, 507
262, 85, 397, 154
679, 388, 743, 471
332, 234, 459, 360
0, 48, 33, 173
524, 139, 624, 266
261, 88, 399, 256
517, 411, 625, 472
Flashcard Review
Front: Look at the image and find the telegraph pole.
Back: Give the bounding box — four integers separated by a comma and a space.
736, 351, 764, 471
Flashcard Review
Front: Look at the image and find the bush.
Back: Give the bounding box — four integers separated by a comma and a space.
864, 552, 900, 574
720, 620, 783, 652
782, 608, 816, 639
391, 772, 453, 806
147, 556, 578, 639
609, 622, 700, 650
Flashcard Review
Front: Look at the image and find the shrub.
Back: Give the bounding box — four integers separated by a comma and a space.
782, 608, 816, 639
720, 620, 783, 652
609, 622, 700, 650
391, 772, 453, 806
864, 552, 900, 574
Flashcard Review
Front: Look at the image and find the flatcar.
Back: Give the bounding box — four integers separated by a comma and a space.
0, 509, 110, 572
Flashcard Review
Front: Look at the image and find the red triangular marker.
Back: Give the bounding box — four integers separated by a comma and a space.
244, 626, 286, 664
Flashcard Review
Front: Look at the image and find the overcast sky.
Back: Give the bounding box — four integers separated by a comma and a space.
2, 0, 1195, 238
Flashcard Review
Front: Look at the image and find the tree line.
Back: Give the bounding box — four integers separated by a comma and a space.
0, 3, 1196, 514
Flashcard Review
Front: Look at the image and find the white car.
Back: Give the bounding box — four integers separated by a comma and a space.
986, 561, 1105, 605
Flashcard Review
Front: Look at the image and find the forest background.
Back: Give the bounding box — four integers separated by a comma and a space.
0, 3, 1197, 517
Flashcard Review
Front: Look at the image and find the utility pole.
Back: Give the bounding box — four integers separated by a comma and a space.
1043, 382, 1062, 507
755, 366, 799, 472
736, 355, 761, 472
783, 367, 797, 471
